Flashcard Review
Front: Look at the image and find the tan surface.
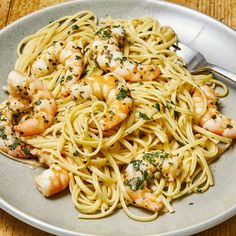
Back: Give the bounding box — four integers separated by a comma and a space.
0, 0, 235, 235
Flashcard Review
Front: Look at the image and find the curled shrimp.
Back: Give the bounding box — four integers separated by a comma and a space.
31, 40, 83, 96
34, 147, 70, 197
193, 85, 236, 138
0, 132, 34, 158
71, 74, 133, 130
7, 70, 56, 136
91, 23, 160, 82
35, 164, 70, 197
0, 98, 69, 195
123, 151, 182, 212
0, 101, 34, 158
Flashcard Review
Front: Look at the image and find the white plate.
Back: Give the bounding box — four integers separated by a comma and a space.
0, 0, 235, 235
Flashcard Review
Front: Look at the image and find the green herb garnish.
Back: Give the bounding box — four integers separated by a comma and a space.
0, 127, 7, 139
153, 103, 160, 111
8, 138, 21, 150
226, 124, 233, 129
130, 159, 142, 171
72, 25, 80, 30
35, 100, 41, 106
125, 177, 144, 190
139, 112, 150, 120
177, 140, 185, 147
116, 88, 129, 100
144, 151, 169, 164
22, 145, 32, 157
211, 115, 217, 120
66, 75, 73, 81
73, 150, 79, 156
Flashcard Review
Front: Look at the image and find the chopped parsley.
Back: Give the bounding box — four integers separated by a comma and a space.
12, 112, 24, 124
153, 103, 160, 111
158, 152, 169, 160
143, 170, 148, 180
8, 138, 21, 150
196, 188, 202, 193
73, 150, 79, 156
166, 103, 172, 110
66, 75, 73, 81
139, 112, 150, 120
103, 30, 111, 38
60, 79, 64, 85
0, 115, 6, 122
143, 152, 158, 165
35, 100, 41, 106
106, 54, 113, 62
177, 140, 185, 147
0, 127, 7, 139
96, 27, 111, 40
143, 151, 169, 164
116, 88, 130, 100
134, 177, 144, 190
75, 55, 81, 60
72, 25, 80, 30
226, 124, 233, 129
211, 114, 217, 120
108, 110, 115, 115
125, 177, 144, 190
130, 159, 142, 171
22, 145, 32, 157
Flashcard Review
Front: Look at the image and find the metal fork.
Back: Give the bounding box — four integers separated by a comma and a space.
175, 42, 236, 83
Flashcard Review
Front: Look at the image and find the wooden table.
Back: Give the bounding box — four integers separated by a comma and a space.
0, 0, 235, 235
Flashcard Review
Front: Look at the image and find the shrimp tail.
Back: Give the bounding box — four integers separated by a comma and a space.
35, 164, 70, 197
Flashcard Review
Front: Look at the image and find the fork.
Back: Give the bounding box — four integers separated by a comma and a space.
175, 42, 236, 83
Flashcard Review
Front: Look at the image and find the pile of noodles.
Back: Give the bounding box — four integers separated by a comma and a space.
11, 11, 231, 221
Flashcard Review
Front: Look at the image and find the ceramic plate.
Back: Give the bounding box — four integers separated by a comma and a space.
0, 0, 235, 235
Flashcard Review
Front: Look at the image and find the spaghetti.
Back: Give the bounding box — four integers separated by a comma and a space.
1, 11, 234, 221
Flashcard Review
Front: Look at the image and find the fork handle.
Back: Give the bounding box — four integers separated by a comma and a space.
193, 64, 236, 84
209, 64, 236, 83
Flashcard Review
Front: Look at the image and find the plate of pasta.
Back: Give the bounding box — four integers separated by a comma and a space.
0, 0, 236, 235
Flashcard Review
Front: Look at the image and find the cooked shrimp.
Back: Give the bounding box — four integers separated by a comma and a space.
0, 134, 34, 158
35, 164, 70, 197
0, 101, 34, 158
91, 24, 160, 82
7, 70, 56, 136
193, 85, 236, 138
123, 151, 182, 212
71, 74, 133, 130
31, 40, 83, 96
